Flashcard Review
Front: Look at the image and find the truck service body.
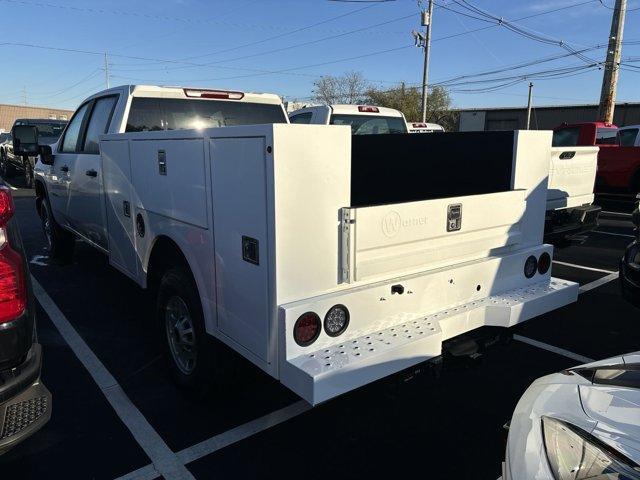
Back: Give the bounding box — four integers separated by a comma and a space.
32, 86, 578, 405
294, 105, 600, 245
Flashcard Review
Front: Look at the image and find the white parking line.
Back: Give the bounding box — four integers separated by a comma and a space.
177, 400, 311, 465
513, 335, 594, 364
116, 400, 312, 480
601, 210, 632, 217
552, 260, 616, 274
592, 230, 635, 239
578, 272, 619, 294
32, 276, 195, 480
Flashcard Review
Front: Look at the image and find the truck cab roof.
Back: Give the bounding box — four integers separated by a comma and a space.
83, 85, 283, 106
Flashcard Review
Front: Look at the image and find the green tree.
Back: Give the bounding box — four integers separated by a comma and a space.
365, 84, 457, 131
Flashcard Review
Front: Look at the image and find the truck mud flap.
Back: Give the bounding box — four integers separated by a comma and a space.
280, 278, 577, 405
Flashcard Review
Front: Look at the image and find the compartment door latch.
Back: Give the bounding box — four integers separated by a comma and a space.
447, 203, 462, 232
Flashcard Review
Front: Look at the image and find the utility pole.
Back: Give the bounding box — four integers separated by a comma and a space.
526, 82, 533, 130
598, 0, 627, 123
104, 52, 110, 89
413, 0, 434, 123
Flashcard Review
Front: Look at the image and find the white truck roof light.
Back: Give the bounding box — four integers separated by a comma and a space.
183, 89, 245, 100
412, 123, 428, 128
358, 106, 379, 113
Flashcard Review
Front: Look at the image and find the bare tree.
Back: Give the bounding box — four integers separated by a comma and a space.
312, 71, 368, 105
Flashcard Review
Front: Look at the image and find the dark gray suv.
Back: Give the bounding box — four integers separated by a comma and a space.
0, 185, 51, 454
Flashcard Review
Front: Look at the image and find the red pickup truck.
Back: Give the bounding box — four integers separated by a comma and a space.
553, 122, 640, 193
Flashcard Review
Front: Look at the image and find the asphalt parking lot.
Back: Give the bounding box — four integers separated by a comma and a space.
0, 180, 638, 480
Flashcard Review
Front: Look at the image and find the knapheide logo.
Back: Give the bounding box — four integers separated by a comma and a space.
381, 211, 428, 238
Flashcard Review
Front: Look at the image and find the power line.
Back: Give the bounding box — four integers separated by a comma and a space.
128, 3, 380, 67
599, 0, 640, 11
111, 12, 416, 74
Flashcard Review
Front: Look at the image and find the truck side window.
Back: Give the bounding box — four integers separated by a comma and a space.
289, 113, 312, 124
618, 128, 639, 147
595, 128, 618, 145
61, 103, 91, 153
82, 96, 118, 154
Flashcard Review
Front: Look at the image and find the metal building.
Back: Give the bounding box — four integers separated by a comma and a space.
457, 102, 640, 131
0, 103, 74, 132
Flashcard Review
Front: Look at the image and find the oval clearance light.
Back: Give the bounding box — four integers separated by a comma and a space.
324, 304, 350, 337
294, 312, 321, 347
524, 255, 538, 279
358, 106, 379, 113
538, 252, 551, 275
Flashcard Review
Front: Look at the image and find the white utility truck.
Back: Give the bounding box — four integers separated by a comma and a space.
289, 104, 408, 134
22, 85, 579, 405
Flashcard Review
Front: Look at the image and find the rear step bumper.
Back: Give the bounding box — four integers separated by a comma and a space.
282, 278, 577, 405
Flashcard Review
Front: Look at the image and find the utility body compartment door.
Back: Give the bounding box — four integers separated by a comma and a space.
341, 190, 526, 283
210, 136, 271, 362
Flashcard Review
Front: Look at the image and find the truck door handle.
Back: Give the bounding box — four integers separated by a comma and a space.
85, 169, 98, 177
60, 165, 69, 173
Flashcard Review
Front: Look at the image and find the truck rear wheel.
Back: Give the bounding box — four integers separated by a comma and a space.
40, 197, 75, 261
157, 266, 217, 394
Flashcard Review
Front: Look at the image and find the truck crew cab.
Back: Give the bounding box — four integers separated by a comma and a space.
22, 85, 578, 405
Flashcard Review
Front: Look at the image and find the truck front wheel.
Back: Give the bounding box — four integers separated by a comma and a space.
40, 197, 75, 261
24, 160, 34, 189
157, 266, 217, 394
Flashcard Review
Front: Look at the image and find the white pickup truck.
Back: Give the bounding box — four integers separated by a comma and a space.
289, 104, 408, 134
17, 85, 578, 405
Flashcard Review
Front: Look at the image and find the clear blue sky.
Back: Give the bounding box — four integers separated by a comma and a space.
0, 0, 638, 111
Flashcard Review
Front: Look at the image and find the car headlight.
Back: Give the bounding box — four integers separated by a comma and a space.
542, 416, 640, 479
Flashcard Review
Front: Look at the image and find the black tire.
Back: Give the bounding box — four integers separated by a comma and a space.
24, 159, 34, 189
157, 266, 219, 395
40, 196, 75, 261
0, 150, 14, 178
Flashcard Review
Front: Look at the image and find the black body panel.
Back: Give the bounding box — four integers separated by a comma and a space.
350, 131, 516, 208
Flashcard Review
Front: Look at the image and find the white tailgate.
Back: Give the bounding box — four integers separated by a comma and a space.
547, 146, 598, 210
341, 190, 526, 282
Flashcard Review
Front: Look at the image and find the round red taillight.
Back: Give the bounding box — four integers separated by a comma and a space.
524, 255, 538, 279
294, 312, 321, 347
538, 252, 551, 275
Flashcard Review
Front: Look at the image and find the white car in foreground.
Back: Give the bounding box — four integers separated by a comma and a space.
503, 352, 640, 479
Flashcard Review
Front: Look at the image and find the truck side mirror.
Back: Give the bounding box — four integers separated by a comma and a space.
11, 125, 39, 156
39, 144, 54, 166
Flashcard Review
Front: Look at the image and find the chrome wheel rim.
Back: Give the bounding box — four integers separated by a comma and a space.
164, 295, 197, 375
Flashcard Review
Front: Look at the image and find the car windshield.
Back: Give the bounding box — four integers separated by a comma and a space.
330, 114, 408, 135
552, 127, 580, 147
125, 97, 288, 132
618, 128, 639, 147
